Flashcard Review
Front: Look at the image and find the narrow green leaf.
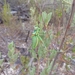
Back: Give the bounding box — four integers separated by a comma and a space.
0, 59, 3, 66
49, 49, 57, 61
45, 12, 52, 25
42, 11, 47, 22
32, 36, 39, 49
47, 60, 54, 74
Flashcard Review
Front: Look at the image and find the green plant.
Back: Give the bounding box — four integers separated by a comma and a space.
63, 0, 73, 5
1, 0, 73, 75
8, 41, 18, 64
29, 6, 59, 75
2, 0, 12, 25
42, 11, 52, 28
19, 55, 30, 75
20, 55, 29, 68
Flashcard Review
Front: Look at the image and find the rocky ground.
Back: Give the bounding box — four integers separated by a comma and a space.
0, 20, 33, 75
0, 21, 75, 75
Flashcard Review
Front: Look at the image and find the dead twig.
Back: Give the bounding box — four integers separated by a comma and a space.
25, 30, 30, 43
